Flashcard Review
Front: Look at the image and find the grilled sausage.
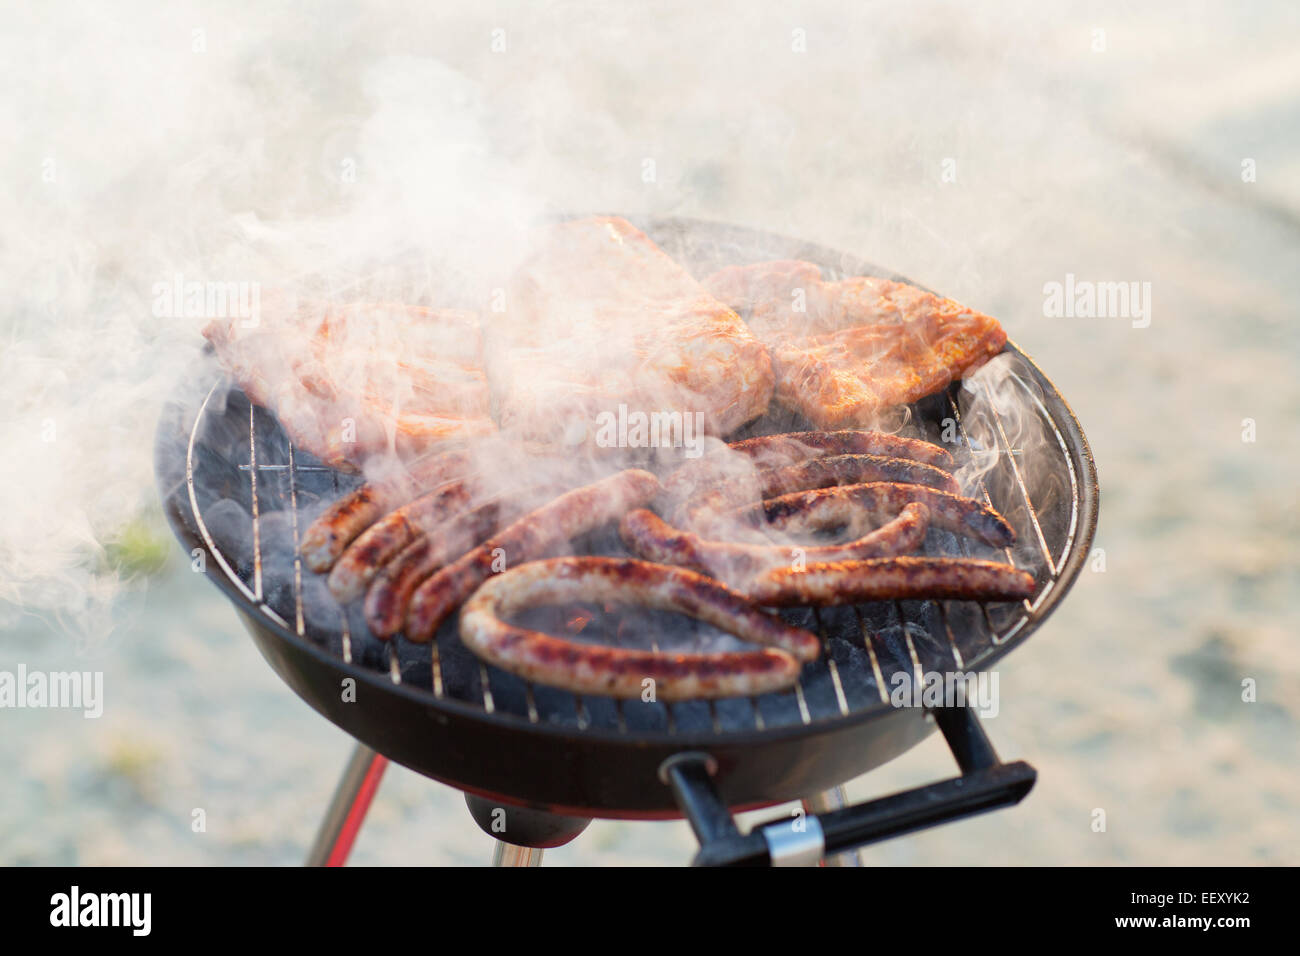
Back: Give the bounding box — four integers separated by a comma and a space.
327, 478, 476, 603
363, 500, 505, 637
761, 453, 959, 496
728, 430, 954, 470
750, 482, 1016, 549
661, 429, 954, 521
678, 453, 958, 527
620, 503, 930, 584
405, 469, 662, 642
458, 557, 820, 699
745, 556, 1036, 606
300, 447, 471, 572
363, 484, 565, 637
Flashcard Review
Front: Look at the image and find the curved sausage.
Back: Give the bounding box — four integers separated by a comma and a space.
661, 429, 955, 524
620, 503, 930, 585
750, 482, 1016, 549
761, 454, 958, 496
678, 453, 958, 527
727, 430, 954, 470
405, 469, 662, 642
459, 557, 819, 699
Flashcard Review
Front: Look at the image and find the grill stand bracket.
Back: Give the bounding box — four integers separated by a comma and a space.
663, 707, 1035, 867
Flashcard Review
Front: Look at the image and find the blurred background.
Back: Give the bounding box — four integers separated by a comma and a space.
2, 0, 1296, 865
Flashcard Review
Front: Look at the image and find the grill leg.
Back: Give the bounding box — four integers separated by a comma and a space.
492, 842, 544, 867
803, 788, 866, 867
306, 743, 389, 867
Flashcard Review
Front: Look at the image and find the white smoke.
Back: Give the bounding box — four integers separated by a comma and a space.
0, 1, 1058, 641
0, 5, 556, 639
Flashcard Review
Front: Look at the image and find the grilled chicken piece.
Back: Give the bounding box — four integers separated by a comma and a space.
487, 217, 774, 449
704, 261, 1007, 427
204, 299, 494, 470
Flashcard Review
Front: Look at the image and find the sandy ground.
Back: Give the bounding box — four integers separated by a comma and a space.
1, 1, 1297, 865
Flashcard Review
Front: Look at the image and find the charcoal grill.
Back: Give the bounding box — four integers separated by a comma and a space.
155, 217, 1098, 866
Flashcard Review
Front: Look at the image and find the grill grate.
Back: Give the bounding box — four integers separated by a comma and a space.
188, 340, 1079, 739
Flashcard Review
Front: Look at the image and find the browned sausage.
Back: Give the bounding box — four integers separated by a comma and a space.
458, 557, 820, 699
327, 478, 475, 603
749, 482, 1016, 549
661, 430, 954, 522
620, 503, 930, 585
363, 500, 505, 637
405, 470, 662, 642
745, 556, 1036, 606
727, 430, 954, 470
300, 447, 471, 572
363, 485, 564, 637
761, 453, 958, 496
678, 453, 958, 527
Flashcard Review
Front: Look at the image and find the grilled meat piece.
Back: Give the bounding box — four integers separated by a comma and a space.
205, 300, 494, 470
488, 217, 774, 448
704, 261, 1007, 427
745, 556, 1036, 606
458, 557, 819, 699
405, 469, 662, 642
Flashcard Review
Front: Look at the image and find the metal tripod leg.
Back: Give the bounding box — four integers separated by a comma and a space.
491, 842, 545, 866
306, 742, 389, 866
802, 787, 867, 866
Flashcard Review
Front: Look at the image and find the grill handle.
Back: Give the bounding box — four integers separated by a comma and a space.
663, 707, 1037, 867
